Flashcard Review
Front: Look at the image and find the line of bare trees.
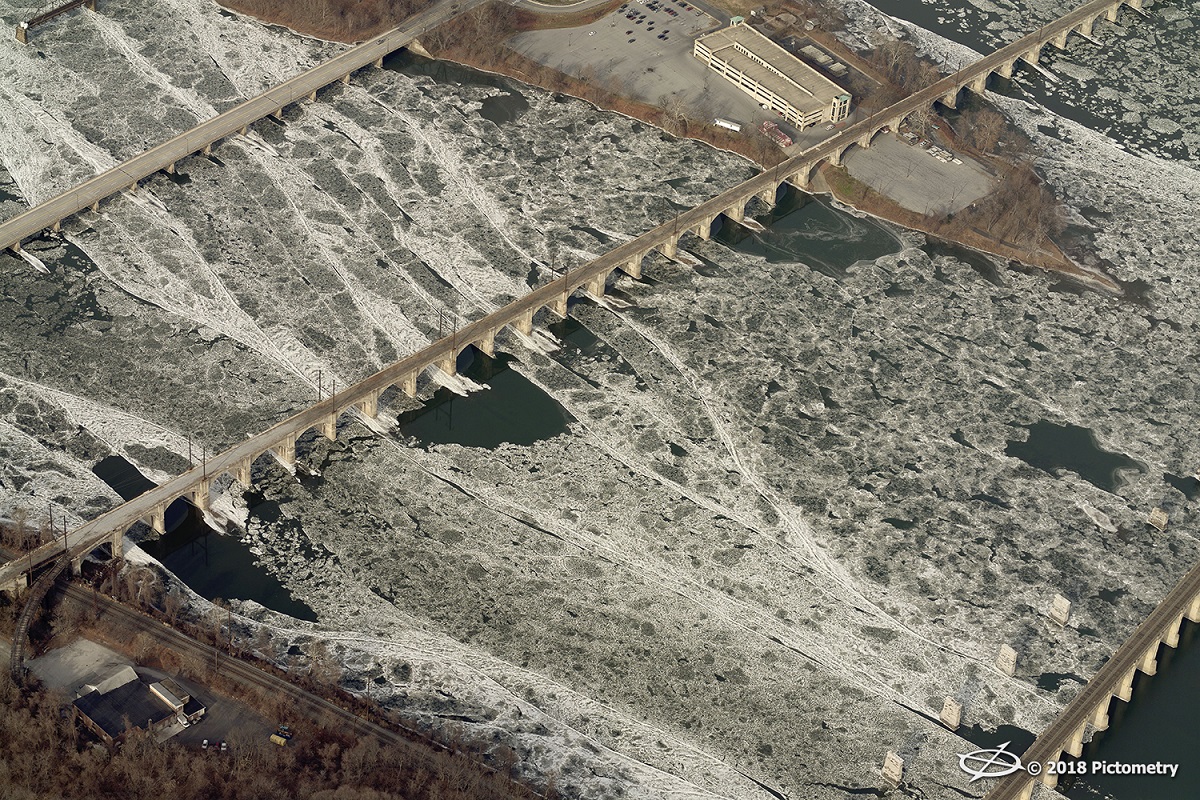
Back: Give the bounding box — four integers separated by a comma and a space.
219, 0, 435, 41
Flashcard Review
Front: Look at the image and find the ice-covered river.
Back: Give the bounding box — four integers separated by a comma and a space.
1, 0, 1198, 797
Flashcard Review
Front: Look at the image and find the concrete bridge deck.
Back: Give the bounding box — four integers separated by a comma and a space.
985, 557, 1200, 800
0, 0, 484, 252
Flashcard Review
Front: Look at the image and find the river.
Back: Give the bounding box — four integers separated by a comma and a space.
1, 0, 1197, 796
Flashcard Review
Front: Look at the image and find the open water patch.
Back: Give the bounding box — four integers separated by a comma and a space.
1005, 420, 1143, 494
92, 455, 157, 502
722, 194, 903, 279
140, 519, 317, 622
93, 456, 315, 620
399, 351, 572, 448
479, 91, 530, 125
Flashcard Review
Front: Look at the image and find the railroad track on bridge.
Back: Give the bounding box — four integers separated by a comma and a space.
983, 556, 1200, 800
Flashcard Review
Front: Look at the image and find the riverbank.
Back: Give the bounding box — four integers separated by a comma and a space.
813, 163, 1121, 291
413, 2, 1118, 291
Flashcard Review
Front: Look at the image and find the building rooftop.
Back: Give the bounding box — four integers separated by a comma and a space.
74, 679, 178, 740
697, 24, 848, 113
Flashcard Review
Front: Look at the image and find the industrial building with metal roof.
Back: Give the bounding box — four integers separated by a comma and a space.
694, 20, 851, 131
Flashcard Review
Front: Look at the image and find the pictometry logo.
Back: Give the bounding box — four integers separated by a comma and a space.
957, 742, 1032, 782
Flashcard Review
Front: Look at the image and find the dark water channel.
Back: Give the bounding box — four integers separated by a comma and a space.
92, 455, 316, 620
399, 349, 573, 448
1061, 621, 1200, 799
384, 50, 530, 125
716, 190, 903, 279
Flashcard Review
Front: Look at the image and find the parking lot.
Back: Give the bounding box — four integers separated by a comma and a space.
843, 132, 995, 215
511, 7, 997, 216
511, 0, 781, 132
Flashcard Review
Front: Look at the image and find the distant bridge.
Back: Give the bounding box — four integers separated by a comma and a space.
0, 0, 486, 252
0, 0, 1152, 592
984, 558, 1200, 800
0, 0, 1147, 254
14, 0, 97, 44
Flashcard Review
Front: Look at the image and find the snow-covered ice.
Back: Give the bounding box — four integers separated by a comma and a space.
1, 0, 1198, 797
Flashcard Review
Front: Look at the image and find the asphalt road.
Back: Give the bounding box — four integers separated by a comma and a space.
0, 0, 486, 253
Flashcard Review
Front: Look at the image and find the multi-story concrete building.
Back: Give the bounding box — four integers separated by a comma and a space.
694, 19, 851, 131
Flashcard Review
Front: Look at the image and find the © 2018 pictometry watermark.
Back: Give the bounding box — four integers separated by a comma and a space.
956, 742, 1180, 783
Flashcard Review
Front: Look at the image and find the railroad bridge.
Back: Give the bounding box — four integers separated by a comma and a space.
0, 0, 1153, 591
0, 0, 1177, 785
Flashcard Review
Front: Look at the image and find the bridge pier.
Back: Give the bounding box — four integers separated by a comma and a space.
726, 200, 747, 224
70, 554, 84, 576
238, 125, 248, 136
1021, 46, 1042, 67
50, 220, 61, 233
356, 389, 380, 418
1105, 2, 1121, 21
16, 23, 28, 44
548, 295, 568, 319
1117, 666, 1136, 701
317, 418, 337, 440
272, 434, 296, 469
1065, 723, 1087, 758
308, 90, 317, 102
940, 89, 959, 109
189, 479, 211, 511
857, 132, 872, 150
969, 74, 988, 94
270, 107, 284, 121
1078, 16, 1095, 36
622, 252, 646, 278
828, 148, 844, 167
1052, 29, 1070, 49
789, 168, 810, 190
165, 162, 175, 174
90, 200, 100, 213
1138, 644, 1158, 676
757, 186, 777, 206
436, 355, 456, 378
399, 371, 418, 398
695, 216, 715, 241
234, 457, 253, 487
512, 310, 534, 337
1185, 594, 1200, 623
201, 143, 212, 156
1091, 698, 1110, 731
111, 530, 123, 561
341, 73, 351, 85
585, 273, 607, 299
374, 56, 384, 68
659, 237, 679, 260
998, 60, 1016, 79
1165, 613, 1184, 648
144, 503, 166, 535
474, 329, 496, 358
127, 181, 137, 194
